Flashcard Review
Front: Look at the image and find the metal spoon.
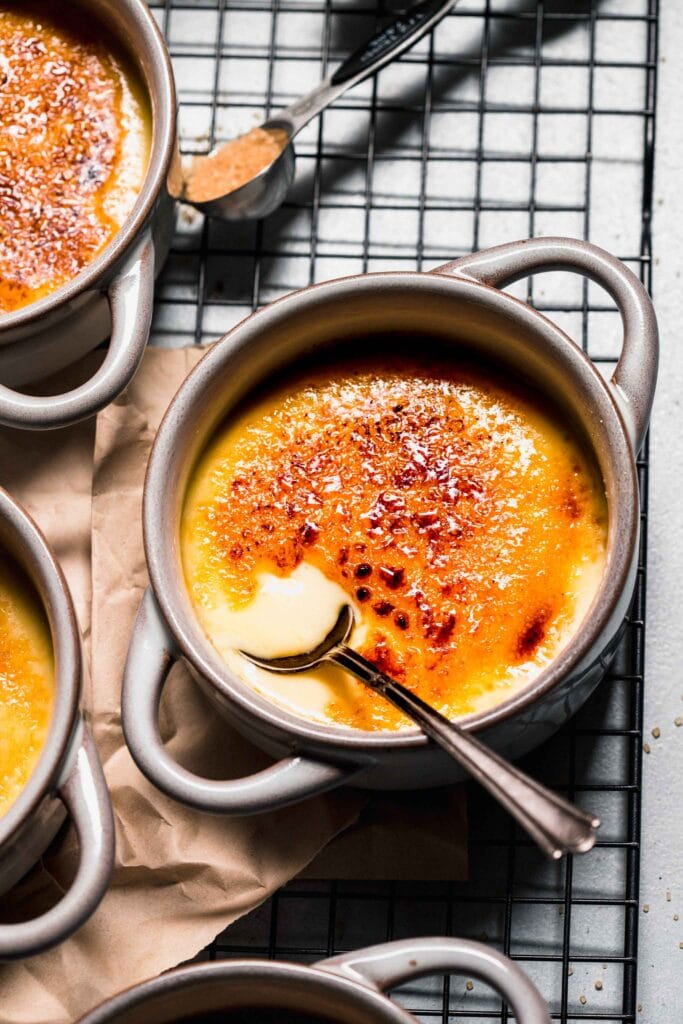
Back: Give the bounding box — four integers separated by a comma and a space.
181, 0, 460, 220
241, 605, 600, 859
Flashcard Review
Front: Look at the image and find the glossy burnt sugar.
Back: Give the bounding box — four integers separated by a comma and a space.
0, 551, 53, 817
182, 355, 607, 731
0, 2, 151, 313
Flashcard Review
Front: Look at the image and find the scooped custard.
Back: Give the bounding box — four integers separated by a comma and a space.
0, 555, 53, 817
0, 3, 151, 314
181, 356, 607, 731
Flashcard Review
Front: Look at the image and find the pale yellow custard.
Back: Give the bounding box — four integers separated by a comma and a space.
182, 358, 608, 731
0, 555, 53, 816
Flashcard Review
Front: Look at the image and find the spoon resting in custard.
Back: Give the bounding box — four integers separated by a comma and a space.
241, 603, 600, 861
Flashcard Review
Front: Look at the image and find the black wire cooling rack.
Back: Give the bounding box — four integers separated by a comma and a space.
148, 1, 658, 1020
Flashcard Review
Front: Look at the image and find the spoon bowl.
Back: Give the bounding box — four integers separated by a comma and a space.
186, 120, 296, 222
241, 604, 354, 672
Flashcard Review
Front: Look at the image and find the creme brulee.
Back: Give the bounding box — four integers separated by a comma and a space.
0, 3, 151, 313
181, 358, 607, 731
0, 555, 53, 817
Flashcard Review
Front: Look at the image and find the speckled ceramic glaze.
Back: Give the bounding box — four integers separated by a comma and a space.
79, 937, 550, 1024
122, 237, 658, 815
0, 488, 114, 960
0, 0, 177, 431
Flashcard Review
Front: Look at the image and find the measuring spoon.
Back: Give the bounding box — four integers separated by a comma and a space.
181, 0, 460, 220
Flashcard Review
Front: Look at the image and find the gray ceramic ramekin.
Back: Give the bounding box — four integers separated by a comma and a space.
78, 937, 550, 1023
0, 0, 177, 431
0, 488, 114, 960
122, 236, 658, 815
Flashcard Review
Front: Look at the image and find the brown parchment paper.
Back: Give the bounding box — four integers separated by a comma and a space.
0, 357, 98, 633
0, 347, 467, 1024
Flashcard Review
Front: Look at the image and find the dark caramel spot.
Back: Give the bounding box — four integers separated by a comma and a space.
299, 522, 320, 545
563, 491, 581, 519
427, 611, 456, 645
414, 510, 439, 527
394, 462, 423, 488
378, 565, 405, 589
366, 637, 404, 678
517, 608, 550, 657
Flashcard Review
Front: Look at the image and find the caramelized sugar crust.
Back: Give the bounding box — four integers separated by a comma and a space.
184, 359, 607, 730
0, 4, 150, 313
0, 557, 53, 817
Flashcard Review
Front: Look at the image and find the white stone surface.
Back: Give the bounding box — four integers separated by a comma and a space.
639, 1, 683, 1017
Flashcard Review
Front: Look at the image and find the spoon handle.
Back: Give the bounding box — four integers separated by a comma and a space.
331, 0, 458, 88
280, 0, 458, 135
330, 645, 600, 860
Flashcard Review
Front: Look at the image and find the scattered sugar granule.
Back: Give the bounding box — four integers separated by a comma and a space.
652, 726, 661, 739
643, 742, 651, 754
580, 995, 587, 1005
466, 981, 474, 992
643, 904, 650, 913
595, 980, 603, 991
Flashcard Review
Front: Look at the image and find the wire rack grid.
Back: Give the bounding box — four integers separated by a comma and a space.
147, 0, 658, 1020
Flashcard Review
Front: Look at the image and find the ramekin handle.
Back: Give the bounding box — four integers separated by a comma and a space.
320, 937, 550, 1024
0, 728, 115, 961
0, 230, 155, 431
122, 589, 356, 814
434, 236, 658, 453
